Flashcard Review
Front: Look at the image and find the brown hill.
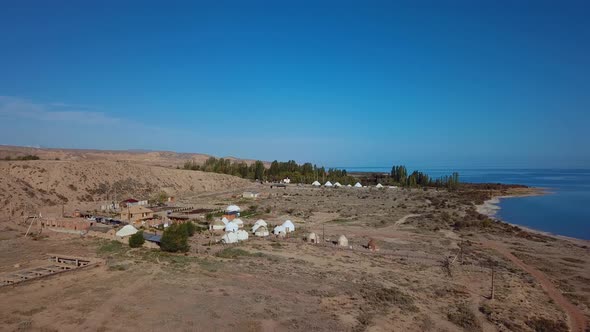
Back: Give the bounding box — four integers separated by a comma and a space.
0, 145, 262, 168
0, 160, 251, 219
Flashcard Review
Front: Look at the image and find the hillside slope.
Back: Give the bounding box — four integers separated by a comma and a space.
0, 160, 251, 219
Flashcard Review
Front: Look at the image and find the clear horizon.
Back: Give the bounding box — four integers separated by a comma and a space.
1, 1, 589, 168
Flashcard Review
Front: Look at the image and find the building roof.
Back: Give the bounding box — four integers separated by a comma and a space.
121, 198, 139, 203
124, 206, 153, 214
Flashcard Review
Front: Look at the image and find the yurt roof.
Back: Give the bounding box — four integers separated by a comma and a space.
324, 181, 333, 186
354, 182, 362, 187
347, 184, 352, 187
376, 183, 384, 188
282, 220, 295, 231
225, 221, 239, 232
273, 225, 286, 234
236, 230, 249, 241
312, 181, 321, 186
334, 182, 342, 187
115, 225, 138, 237
221, 217, 229, 224
225, 205, 241, 213
233, 218, 244, 225
254, 219, 267, 227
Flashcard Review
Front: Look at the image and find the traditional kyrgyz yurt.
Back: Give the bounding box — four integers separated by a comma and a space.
252, 219, 267, 233
334, 182, 342, 187
233, 218, 244, 229
116, 225, 138, 237
324, 181, 333, 187
338, 235, 349, 247
354, 182, 362, 188
312, 181, 321, 187
307, 232, 319, 244
376, 183, 384, 188
346, 184, 352, 188
226, 205, 241, 213
210, 219, 226, 231
273, 225, 286, 235
254, 226, 269, 237
282, 220, 295, 232
221, 232, 238, 244
236, 230, 249, 241
225, 221, 239, 232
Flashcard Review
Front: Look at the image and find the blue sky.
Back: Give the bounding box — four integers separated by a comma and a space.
1, 1, 589, 168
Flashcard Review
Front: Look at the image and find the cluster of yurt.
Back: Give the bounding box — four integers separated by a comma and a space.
216, 205, 249, 244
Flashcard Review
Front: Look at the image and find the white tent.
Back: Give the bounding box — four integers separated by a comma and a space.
252, 219, 267, 233
324, 181, 333, 187
334, 182, 342, 187
354, 182, 362, 188
236, 230, 249, 241
282, 220, 295, 232
254, 226, 270, 237
233, 218, 244, 228
221, 232, 238, 244
116, 225, 138, 237
346, 184, 352, 187
225, 205, 241, 213
273, 225, 286, 235
221, 217, 229, 225
210, 219, 226, 231
225, 221, 239, 232
338, 235, 349, 247
376, 183, 384, 188
312, 180, 321, 186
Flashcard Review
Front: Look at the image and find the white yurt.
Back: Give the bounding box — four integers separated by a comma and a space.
210, 219, 226, 231
273, 225, 286, 235
354, 182, 362, 188
236, 230, 249, 241
334, 182, 342, 188
338, 235, 349, 247
376, 183, 384, 188
324, 181, 333, 187
252, 219, 267, 233
254, 226, 270, 237
225, 205, 241, 214
225, 221, 239, 232
312, 180, 321, 187
116, 225, 138, 237
221, 232, 238, 244
282, 220, 295, 232
221, 217, 229, 225
307, 232, 319, 244
346, 184, 352, 188
233, 218, 244, 228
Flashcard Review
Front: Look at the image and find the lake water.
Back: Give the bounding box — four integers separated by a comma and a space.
339, 167, 590, 240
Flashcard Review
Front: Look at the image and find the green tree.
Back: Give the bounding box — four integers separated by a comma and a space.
129, 231, 145, 248
254, 160, 265, 181
160, 224, 189, 252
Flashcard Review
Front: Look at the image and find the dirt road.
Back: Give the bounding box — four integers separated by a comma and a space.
482, 241, 588, 332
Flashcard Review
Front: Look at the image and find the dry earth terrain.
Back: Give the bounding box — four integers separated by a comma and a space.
0, 152, 588, 332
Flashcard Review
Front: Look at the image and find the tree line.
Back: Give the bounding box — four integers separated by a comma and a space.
390, 165, 460, 190
181, 157, 357, 184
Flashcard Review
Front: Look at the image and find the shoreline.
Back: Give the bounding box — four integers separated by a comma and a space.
476, 188, 590, 244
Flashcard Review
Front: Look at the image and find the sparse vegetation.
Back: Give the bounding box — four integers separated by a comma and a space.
447, 303, 482, 331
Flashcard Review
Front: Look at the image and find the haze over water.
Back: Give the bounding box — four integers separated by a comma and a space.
341, 167, 590, 240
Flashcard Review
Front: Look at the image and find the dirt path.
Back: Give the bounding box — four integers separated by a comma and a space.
394, 213, 421, 226
482, 241, 588, 332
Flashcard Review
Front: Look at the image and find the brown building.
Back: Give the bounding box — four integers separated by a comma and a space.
120, 206, 154, 224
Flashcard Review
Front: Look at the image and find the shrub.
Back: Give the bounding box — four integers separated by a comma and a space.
129, 231, 145, 248
181, 222, 196, 237
160, 224, 189, 252
526, 318, 568, 332
447, 303, 482, 331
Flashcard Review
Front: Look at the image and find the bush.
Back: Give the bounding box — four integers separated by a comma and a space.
447, 303, 482, 331
129, 231, 145, 248
181, 222, 196, 237
160, 224, 189, 252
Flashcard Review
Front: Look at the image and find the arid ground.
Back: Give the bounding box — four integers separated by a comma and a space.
0, 148, 588, 332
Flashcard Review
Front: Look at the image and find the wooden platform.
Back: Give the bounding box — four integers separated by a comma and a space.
0, 254, 101, 287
